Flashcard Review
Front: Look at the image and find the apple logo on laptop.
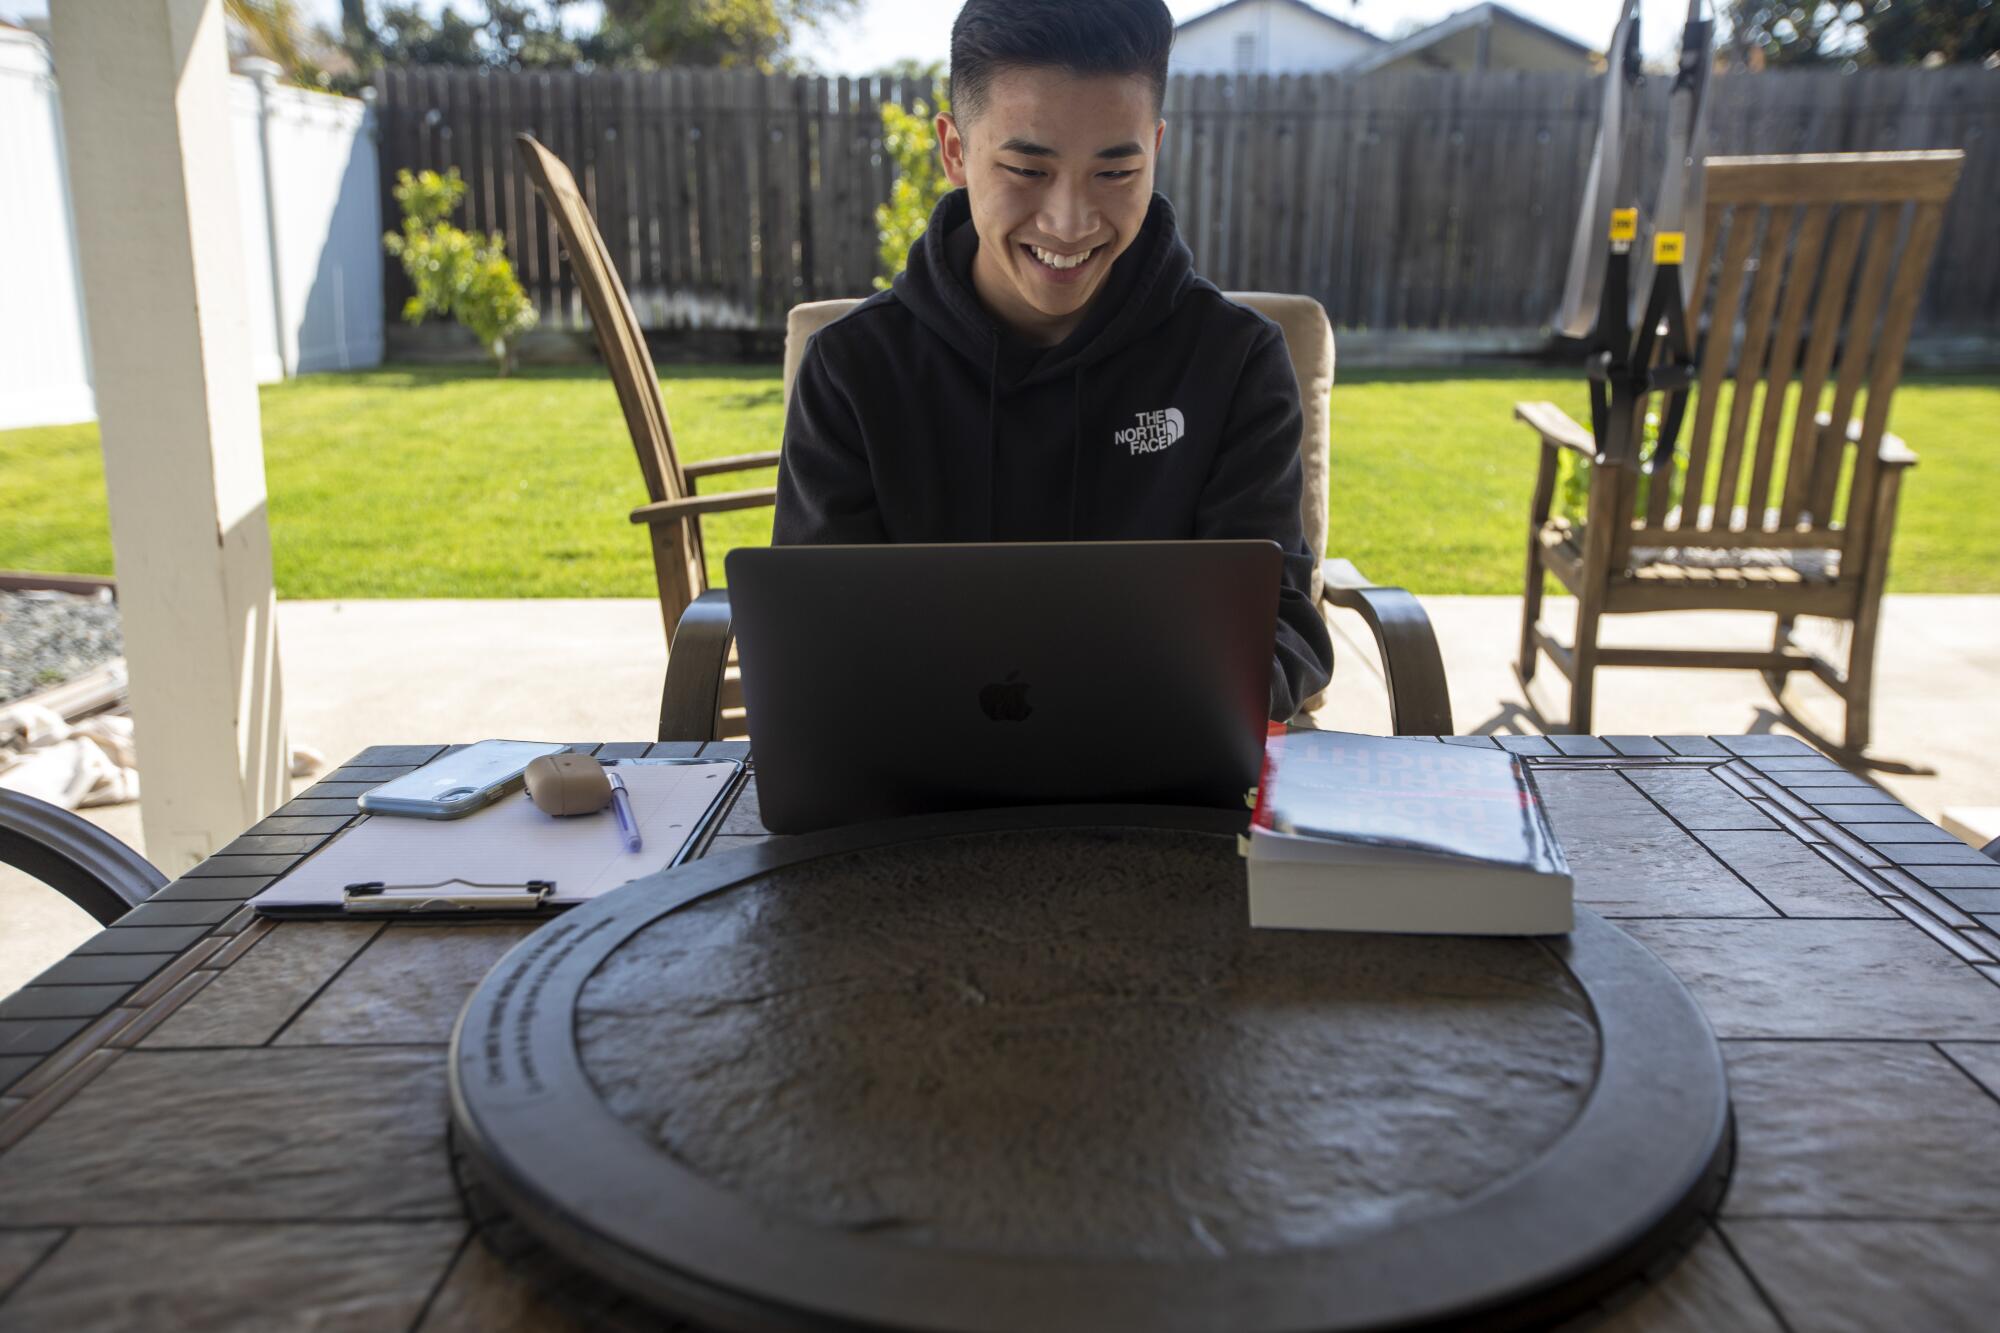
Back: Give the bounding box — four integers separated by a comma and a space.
979, 671, 1033, 722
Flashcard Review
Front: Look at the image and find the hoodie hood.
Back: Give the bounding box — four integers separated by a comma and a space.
892, 188, 1195, 390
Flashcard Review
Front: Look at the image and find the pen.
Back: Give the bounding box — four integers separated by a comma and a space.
607, 769, 642, 852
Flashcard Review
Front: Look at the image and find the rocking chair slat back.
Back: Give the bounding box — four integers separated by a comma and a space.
1707, 204, 1787, 537
1777, 204, 1869, 526
1847, 196, 1952, 568
1675, 200, 1755, 543
1743, 203, 1830, 525
1811, 199, 1901, 524
1626, 152, 1961, 560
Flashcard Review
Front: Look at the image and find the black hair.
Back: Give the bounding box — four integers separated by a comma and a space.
949, 0, 1175, 123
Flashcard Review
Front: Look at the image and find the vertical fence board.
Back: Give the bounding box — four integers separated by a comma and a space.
729, 70, 757, 322
687, 69, 715, 297
797, 75, 820, 301
767, 74, 797, 320
651, 69, 679, 302
667, 69, 694, 302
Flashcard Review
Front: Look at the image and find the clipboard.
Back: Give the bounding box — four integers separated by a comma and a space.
249, 757, 743, 919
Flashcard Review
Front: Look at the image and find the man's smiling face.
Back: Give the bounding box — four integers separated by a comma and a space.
937, 65, 1164, 347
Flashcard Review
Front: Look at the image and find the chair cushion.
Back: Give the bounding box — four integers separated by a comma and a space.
1542, 520, 1841, 586
1226, 294, 1332, 595
1584, 495, 1848, 584
783, 300, 862, 415
1626, 544, 1840, 584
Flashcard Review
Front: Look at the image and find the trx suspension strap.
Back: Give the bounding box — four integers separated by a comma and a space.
1564, 3, 1714, 485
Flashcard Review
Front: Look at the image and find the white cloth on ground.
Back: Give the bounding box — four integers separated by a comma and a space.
0, 708, 140, 808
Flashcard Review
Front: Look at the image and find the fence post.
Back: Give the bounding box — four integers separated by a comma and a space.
796, 74, 816, 300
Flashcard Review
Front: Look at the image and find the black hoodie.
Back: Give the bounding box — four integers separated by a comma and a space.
772, 188, 1334, 720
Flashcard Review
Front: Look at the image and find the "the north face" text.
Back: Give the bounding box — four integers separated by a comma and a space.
1115, 407, 1185, 455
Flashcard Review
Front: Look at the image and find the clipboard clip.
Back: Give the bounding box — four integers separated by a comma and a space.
341, 878, 556, 915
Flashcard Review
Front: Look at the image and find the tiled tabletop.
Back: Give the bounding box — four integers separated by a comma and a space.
1, 734, 1998, 1330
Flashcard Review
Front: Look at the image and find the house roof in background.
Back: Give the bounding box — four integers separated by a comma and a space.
1350, 3, 1596, 74
1175, 0, 1386, 47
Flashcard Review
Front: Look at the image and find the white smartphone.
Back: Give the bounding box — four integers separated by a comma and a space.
356, 740, 570, 819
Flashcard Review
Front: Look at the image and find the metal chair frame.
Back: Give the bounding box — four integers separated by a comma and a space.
0, 789, 164, 926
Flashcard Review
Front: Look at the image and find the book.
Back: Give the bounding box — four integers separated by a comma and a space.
1246, 731, 1573, 935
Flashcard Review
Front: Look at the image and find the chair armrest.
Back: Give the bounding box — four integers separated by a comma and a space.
630, 488, 778, 525
1319, 558, 1454, 736
0, 789, 166, 926
682, 451, 784, 482
1514, 401, 1598, 461
1812, 411, 1916, 467
660, 589, 734, 743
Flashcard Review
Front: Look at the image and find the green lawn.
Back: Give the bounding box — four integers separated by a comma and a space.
2, 364, 1993, 597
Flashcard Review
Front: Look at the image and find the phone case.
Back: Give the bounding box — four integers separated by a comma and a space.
357, 740, 571, 819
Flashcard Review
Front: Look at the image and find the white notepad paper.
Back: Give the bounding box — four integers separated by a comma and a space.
250, 759, 738, 914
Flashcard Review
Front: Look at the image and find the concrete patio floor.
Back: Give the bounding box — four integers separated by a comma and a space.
5, 593, 1995, 997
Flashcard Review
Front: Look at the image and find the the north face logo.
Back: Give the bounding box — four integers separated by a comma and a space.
1115, 407, 1185, 455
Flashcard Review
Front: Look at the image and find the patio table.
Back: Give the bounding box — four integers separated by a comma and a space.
1, 734, 1998, 1329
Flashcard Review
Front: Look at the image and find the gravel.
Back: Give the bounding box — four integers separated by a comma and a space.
0, 590, 125, 706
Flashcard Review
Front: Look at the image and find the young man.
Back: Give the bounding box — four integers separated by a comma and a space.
773, 0, 1334, 721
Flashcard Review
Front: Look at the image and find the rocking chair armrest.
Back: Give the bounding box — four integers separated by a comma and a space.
630, 488, 778, 525
1319, 558, 1455, 737
659, 590, 734, 743
1514, 401, 1599, 461
682, 450, 785, 482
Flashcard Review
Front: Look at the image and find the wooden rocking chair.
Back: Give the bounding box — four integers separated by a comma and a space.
1516, 151, 1963, 759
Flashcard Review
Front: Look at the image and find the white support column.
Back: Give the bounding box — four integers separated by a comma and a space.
51, 0, 288, 873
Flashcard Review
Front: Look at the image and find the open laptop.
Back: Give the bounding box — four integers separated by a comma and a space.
725, 541, 1283, 834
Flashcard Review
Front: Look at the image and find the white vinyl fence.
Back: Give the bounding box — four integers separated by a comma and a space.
0, 31, 383, 431
0, 29, 91, 429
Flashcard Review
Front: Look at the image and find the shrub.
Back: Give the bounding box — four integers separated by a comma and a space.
383, 168, 538, 376
874, 89, 953, 290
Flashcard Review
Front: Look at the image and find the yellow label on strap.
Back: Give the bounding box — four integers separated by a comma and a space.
1654, 231, 1686, 264
1609, 208, 1639, 242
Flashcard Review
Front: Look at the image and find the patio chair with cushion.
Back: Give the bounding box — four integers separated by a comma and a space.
0, 789, 165, 926
1515, 150, 1963, 758
514, 134, 1450, 744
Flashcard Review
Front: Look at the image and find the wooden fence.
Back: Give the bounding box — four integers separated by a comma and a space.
373, 66, 1998, 337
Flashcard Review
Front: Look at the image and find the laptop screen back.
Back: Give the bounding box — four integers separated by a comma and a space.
725, 541, 1282, 833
